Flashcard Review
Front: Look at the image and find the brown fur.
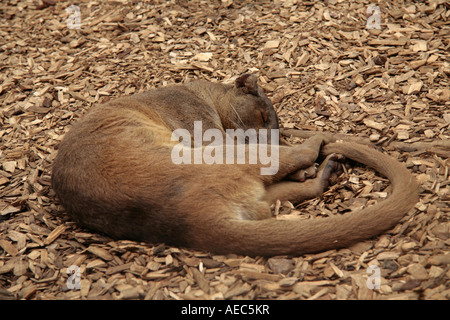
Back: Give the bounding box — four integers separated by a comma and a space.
52, 74, 420, 256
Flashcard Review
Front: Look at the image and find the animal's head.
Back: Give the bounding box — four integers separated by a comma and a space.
226, 73, 279, 133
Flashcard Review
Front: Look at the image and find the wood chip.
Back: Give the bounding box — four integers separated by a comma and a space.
264, 40, 280, 49
224, 282, 252, 299
368, 39, 407, 46
0, 240, 18, 256
190, 267, 210, 293
193, 52, 213, 62
44, 225, 66, 245
427, 255, 450, 266
363, 119, 385, 131
87, 246, 114, 261
407, 81, 423, 95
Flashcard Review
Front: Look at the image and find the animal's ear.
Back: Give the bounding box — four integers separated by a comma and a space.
235, 73, 259, 96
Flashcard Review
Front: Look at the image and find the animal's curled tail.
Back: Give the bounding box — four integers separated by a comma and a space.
188, 142, 420, 256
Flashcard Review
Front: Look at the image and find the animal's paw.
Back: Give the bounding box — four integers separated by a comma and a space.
287, 163, 319, 182
317, 153, 346, 187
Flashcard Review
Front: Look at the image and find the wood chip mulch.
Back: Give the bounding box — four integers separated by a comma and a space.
1, 0, 449, 300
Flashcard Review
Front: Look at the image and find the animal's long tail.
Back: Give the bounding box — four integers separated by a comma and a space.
190, 142, 420, 256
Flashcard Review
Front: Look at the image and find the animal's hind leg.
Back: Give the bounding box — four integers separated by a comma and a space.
262, 153, 344, 205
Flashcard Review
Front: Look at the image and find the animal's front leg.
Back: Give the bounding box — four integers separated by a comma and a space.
262, 153, 345, 205
259, 134, 331, 184
211, 134, 331, 184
